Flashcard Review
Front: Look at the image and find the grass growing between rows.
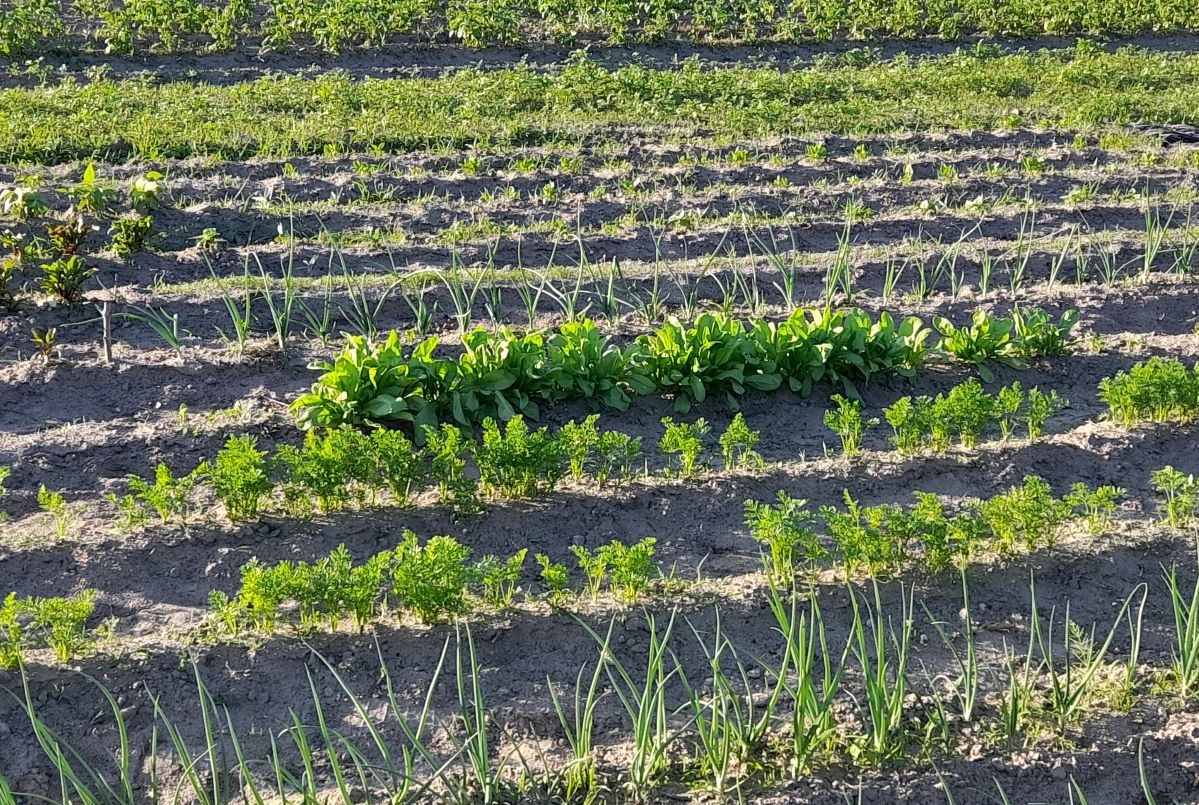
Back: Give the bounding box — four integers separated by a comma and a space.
4, 45, 1199, 163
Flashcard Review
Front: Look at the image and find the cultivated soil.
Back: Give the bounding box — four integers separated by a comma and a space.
2, 48, 1199, 804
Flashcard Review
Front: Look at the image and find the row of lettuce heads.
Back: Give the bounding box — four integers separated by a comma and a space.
291, 306, 1079, 435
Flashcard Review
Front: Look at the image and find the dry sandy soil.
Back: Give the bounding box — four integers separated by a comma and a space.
1, 50, 1199, 804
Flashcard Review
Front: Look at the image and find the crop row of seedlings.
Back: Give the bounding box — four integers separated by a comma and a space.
106, 414, 649, 529
295, 306, 1077, 435
10, 147, 1198, 264
207, 532, 661, 635
748, 476, 1128, 580
826, 377, 1067, 458
9, 163, 1199, 268
824, 355, 1199, 460
3, 0, 1193, 55
13, 412, 748, 535
6, 353, 1184, 541
4, 561, 1198, 802
11, 462, 1191, 663
207, 473, 1135, 638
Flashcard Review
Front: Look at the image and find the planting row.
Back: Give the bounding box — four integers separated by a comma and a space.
3, 357, 1185, 538
827, 378, 1066, 457
3, 0, 1194, 55
207, 533, 659, 634
4, 565, 1199, 803
16, 382, 1065, 535
211, 474, 1130, 637
293, 307, 1077, 432
5, 49, 1199, 165
5, 464, 1195, 666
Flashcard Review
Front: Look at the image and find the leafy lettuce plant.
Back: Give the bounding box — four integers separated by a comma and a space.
452, 327, 549, 424
933, 309, 1020, 381
291, 332, 440, 432
632, 313, 780, 412
544, 319, 653, 409
1010, 306, 1079, 358
752, 308, 928, 397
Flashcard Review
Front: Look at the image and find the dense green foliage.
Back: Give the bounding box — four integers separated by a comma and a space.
1099, 357, 1199, 425
5, 48, 1199, 163
293, 308, 1071, 431
1, 0, 1195, 55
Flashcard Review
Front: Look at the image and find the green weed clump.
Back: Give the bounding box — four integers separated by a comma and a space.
392, 532, 474, 624
823, 394, 878, 457
719, 412, 763, 470
571, 538, 659, 603
744, 491, 824, 581
125, 462, 207, 527
475, 549, 527, 608
1151, 466, 1198, 528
